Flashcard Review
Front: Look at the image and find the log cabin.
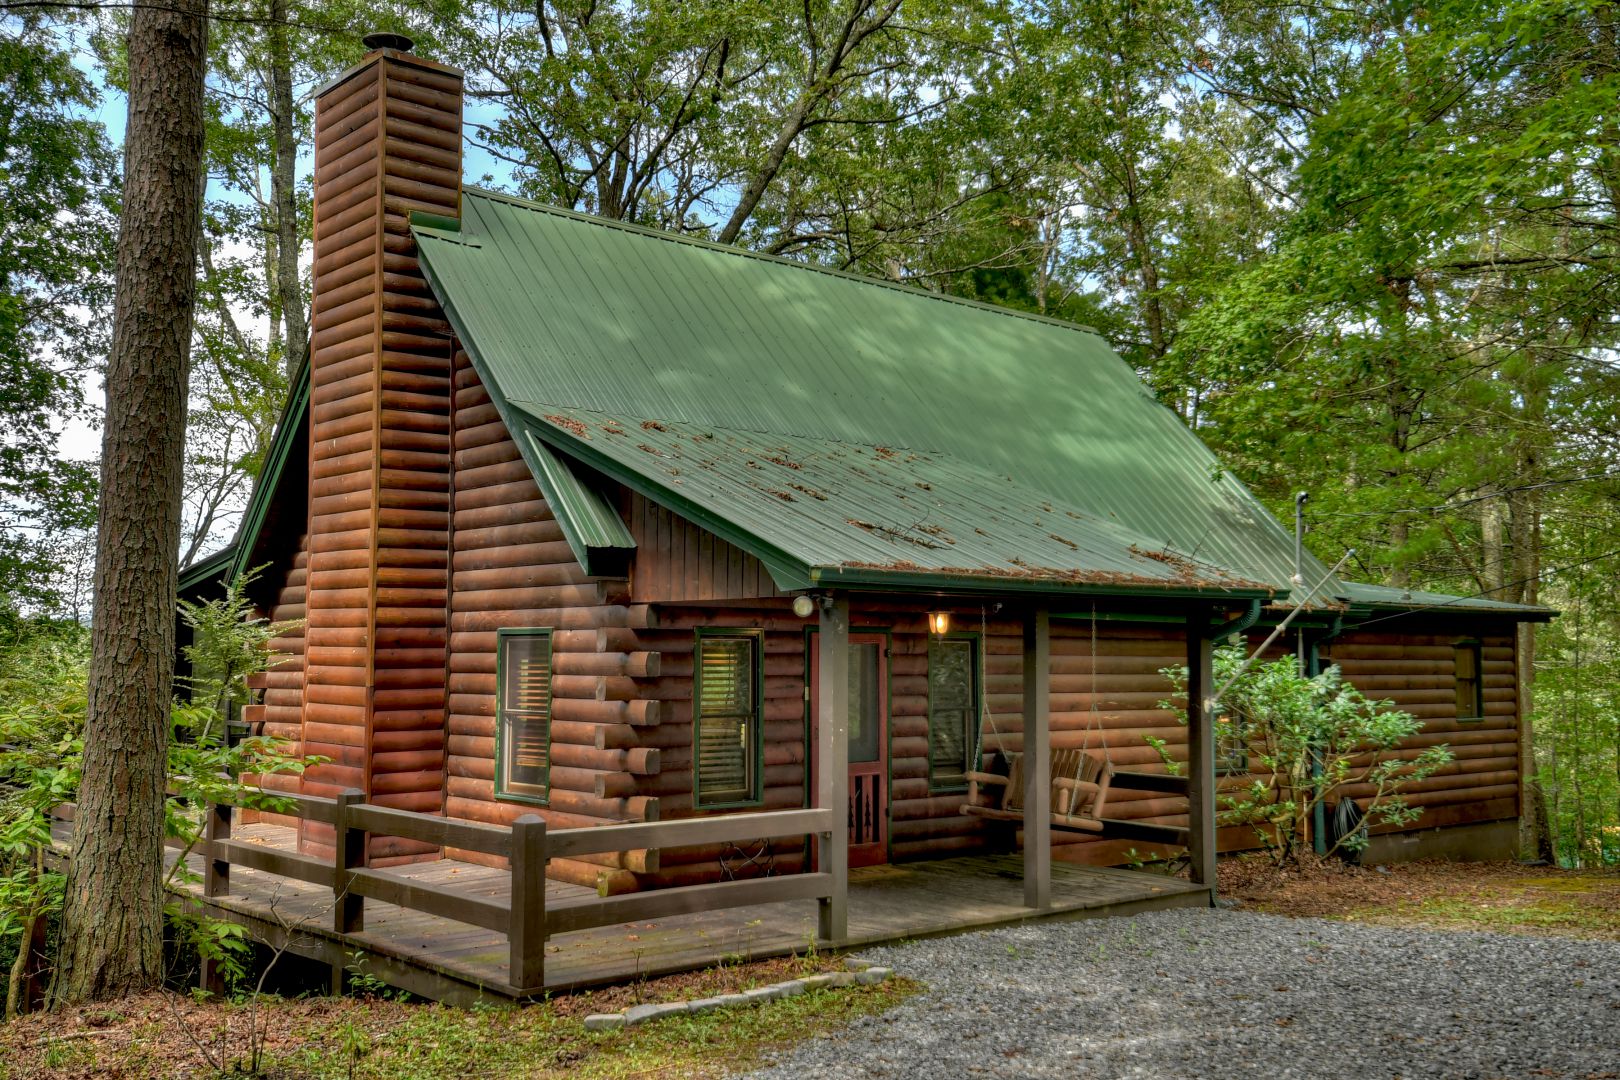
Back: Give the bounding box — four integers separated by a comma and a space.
179, 38, 1551, 917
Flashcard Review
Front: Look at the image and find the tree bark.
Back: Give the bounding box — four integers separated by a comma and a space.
269, 0, 306, 377
52, 0, 207, 1006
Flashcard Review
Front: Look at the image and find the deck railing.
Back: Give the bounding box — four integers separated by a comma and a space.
196, 790, 836, 994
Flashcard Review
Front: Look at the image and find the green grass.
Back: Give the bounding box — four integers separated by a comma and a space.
1339, 875, 1619, 939
270, 979, 918, 1080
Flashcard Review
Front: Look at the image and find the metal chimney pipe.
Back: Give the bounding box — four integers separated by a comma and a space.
1293, 491, 1309, 586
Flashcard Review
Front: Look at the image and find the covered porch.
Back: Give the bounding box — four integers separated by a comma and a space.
809, 593, 1224, 928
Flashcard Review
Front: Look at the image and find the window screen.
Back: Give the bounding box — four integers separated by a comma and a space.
696, 632, 761, 806
497, 629, 552, 802
928, 637, 978, 789
1455, 641, 1483, 720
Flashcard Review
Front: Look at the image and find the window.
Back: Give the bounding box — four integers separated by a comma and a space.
695, 631, 762, 807
928, 637, 978, 790
497, 629, 552, 804
1454, 641, 1483, 721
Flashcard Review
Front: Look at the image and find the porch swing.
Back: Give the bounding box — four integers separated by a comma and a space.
957, 606, 1194, 846
958, 605, 1115, 833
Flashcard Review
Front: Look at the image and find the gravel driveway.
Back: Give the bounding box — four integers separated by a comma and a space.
741, 908, 1620, 1079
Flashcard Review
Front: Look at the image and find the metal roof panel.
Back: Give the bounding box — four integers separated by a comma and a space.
414, 190, 1334, 595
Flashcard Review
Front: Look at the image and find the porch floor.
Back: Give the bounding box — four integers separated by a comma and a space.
165, 824, 1210, 1003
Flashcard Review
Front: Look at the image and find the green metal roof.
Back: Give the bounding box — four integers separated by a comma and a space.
227, 354, 310, 586
1341, 581, 1556, 621
178, 540, 238, 596
520, 405, 1273, 597
413, 190, 1322, 599
514, 420, 637, 576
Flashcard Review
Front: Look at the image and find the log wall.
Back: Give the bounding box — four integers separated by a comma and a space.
252, 536, 309, 828
444, 353, 654, 893
1324, 629, 1520, 830
303, 46, 463, 862
629, 602, 811, 886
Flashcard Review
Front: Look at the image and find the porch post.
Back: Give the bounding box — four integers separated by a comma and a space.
1185, 609, 1217, 890
1022, 607, 1051, 909
817, 593, 850, 942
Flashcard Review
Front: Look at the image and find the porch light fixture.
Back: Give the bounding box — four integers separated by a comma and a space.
928, 611, 951, 636
791, 595, 816, 619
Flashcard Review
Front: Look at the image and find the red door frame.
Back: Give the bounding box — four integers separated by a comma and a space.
810, 632, 890, 868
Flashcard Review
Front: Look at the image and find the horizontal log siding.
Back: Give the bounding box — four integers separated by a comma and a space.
628, 495, 785, 603
1324, 630, 1519, 831
304, 59, 383, 851
304, 51, 462, 863
829, 614, 1206, 867
249, 538, 308, 828
444, 354, 646, 894
883, 618, 1524, 867
628, 602, 809, 887
365, 57, 460, 854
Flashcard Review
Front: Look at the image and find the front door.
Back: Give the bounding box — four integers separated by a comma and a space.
810, 634, 889, 867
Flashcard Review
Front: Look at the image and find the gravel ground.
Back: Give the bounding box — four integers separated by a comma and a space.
741, 908, 1620, 1080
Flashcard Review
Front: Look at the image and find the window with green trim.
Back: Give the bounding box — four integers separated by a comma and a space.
1454, 640, 1484, 721
927, 637, 978, 790
497, 628, 552, 803
695, 631, 762, 807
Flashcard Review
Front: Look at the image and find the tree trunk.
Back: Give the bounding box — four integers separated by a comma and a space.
52, 0, 207, 1007
1481, 492, 1505, 596
1508, 349, 1554, 862
269, 0, 306, 377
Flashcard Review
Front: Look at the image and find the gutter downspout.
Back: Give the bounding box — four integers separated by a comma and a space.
1211, 599, 1262, 643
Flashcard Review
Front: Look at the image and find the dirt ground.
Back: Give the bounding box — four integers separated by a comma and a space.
1219, 853, 1620, 939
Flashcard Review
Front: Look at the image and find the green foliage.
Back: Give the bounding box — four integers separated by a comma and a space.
0, 16, 117, 612
0, 619, 87, 1016
0, 575, 314, 1012
1162, 646, 1454, 864
1531, 546, 1620, 867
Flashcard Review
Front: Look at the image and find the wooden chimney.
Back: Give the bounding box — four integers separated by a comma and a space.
302, 37, 463, 862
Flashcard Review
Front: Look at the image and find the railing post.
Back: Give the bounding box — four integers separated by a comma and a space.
1023, 607, 1051, 910
333, 789, 365, 934
508, 814, 547, 993
203, 800, 232, 898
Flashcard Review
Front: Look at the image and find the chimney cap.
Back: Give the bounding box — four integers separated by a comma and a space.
363, 31, 414, 52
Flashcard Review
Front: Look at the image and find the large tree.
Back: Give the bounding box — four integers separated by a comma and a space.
53, 0, 208, 1004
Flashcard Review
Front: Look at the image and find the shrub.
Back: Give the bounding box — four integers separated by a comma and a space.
1161, 646, 1453, 864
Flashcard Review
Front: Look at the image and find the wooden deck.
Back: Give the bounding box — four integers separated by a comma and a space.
146, 823, 1209, 1003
